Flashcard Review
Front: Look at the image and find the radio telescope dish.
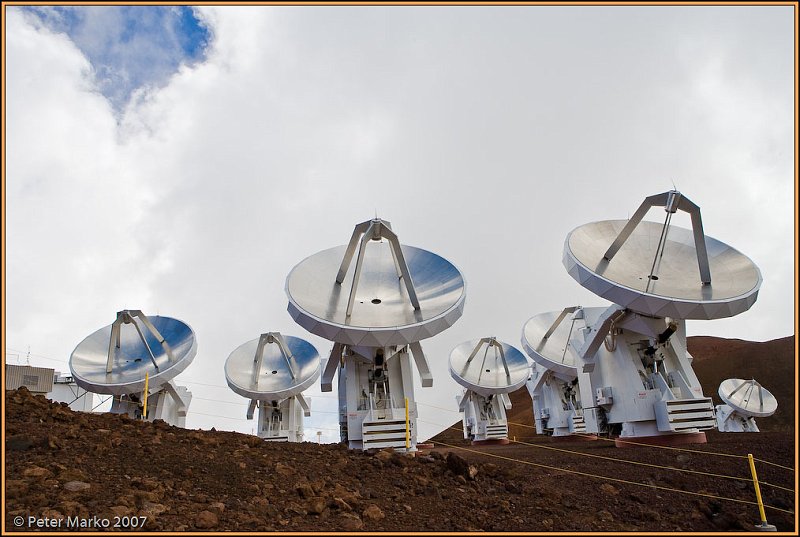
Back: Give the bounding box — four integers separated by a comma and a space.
718, 378, 777, 418
286, 218, 466, 451
521, 307, 600, 380
286, 220, 466, 348
563, 191, 762, 320
449, 338, 529, 397
225, 333, 321, 401
70, 310, 196, 396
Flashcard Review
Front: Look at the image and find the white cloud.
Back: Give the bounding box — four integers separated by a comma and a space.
6, 10, 162, 361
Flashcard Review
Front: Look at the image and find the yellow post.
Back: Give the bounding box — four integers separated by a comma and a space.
747, 453, 774, 530
405, 397, 410, 450
142, 372, 149, 419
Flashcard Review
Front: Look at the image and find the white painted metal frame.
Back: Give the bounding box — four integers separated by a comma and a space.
336, 218, 421, 316
602, 190, 712, 285
106, 310, 174, 374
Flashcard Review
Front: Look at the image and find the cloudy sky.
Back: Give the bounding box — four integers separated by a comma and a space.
5, 5, 795, 442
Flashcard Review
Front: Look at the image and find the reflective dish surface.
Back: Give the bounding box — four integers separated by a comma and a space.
70, 316, 196, 396
718, 378, 778, 417
225, 335, 320, 401
449, 339, 529, 396
287, 242, 466, 347
564, 220, 762, 319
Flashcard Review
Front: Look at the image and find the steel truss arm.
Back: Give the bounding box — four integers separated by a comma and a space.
252, 332, 297, 388
334, 218, 421, 318
321, 343, 343, 392
602, 190, 711, 285
461, 337, 510, 384
409, 342, 433, 387
106, 310, 174, 374
296, 393, 311, 417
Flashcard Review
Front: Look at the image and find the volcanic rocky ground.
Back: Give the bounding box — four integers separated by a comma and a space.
4, 336, 797, 533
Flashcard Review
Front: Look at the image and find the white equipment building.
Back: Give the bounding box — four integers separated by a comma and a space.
7, 364, 94, 412
51, 371, 95, 412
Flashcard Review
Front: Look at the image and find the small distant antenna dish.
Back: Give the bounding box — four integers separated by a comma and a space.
716, 378, 778, 433
563, 190, 762, 320
70, 310, 196, 426
449, 338, 528, 444
521, 307, 596, 381
719, 378, 777, 418
521, 308, 599, 437
449, 338, 529, 396
225, 332, 320, 442
225, 333, 320, 401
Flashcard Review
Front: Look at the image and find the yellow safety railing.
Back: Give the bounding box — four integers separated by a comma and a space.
433, 438, 795, 517
414, 400, 795, 473
417, 416, 794, 518
748, 453, 776, 529
509, 436, 758, 485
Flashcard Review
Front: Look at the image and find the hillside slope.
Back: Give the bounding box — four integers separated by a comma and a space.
4, 387, 795, 532
688, 335, 795, 431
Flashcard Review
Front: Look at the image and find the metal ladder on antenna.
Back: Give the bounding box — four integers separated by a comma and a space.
484, 423, 509, 439
362, 395, 413, 450
655, 398, 716, 432
653, 372, 715, 432
362, 419, 411, 450
569, 405, 587, 434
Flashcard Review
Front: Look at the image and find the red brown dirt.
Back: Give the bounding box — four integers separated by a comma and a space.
689, 335, 795, 432
3, 336, 797, 533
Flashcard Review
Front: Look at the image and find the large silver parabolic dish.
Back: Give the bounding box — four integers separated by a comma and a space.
564, 220, 762, 320
225, 335, 320, 401
70, 316, 196, 396
286, 243, 466, 347
521, 308, 606, 381
449, 339, 529, 397
718, 378, 777, 418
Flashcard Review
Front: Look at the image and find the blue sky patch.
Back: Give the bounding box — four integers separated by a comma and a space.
23, 6, 210, 112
